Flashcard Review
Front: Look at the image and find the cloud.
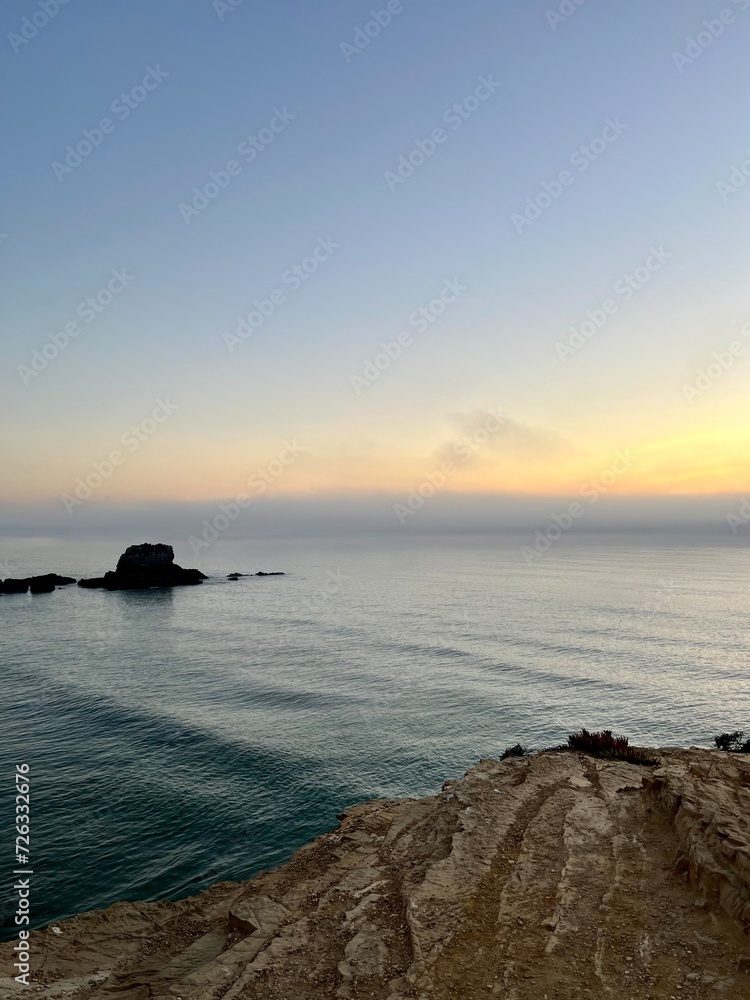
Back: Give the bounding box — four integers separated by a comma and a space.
433, 410, 572, 467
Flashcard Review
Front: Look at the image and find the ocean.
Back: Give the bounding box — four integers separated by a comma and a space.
0, 533, 747, 939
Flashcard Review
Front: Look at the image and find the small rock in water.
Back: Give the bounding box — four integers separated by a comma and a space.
0, 573, 76, 595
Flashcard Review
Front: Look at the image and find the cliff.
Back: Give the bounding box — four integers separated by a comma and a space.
3, 748, 750, 1000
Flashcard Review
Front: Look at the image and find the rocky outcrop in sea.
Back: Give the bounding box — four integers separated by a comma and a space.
77, 543, 208, 590
1, 544, 286, 594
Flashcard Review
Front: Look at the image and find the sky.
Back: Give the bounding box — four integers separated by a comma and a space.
2, 0, 749, 536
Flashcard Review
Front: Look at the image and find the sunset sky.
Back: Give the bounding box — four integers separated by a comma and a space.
2, 0, 748, 529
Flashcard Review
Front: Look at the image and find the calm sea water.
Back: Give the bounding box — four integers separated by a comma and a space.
0, 533, 747, 938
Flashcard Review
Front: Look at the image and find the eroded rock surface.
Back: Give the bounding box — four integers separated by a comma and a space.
3, 749, 750, 999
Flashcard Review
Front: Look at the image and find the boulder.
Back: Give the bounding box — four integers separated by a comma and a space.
0, 578, 29, 594
256, 571, 285, 577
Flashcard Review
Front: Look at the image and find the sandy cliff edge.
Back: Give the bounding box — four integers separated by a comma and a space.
2, 747, 750, 1000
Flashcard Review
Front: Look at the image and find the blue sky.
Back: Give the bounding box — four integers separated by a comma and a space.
2, 0, 749, 526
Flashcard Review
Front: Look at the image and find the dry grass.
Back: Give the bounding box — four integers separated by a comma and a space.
567, 728, 660, 766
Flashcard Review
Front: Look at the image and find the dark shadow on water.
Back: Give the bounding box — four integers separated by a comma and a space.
114, 587, 176, 609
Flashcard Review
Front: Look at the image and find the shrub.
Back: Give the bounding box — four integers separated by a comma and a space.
566, 728, 659, 766
500, 743, 532, 760
714, 731, 750, 753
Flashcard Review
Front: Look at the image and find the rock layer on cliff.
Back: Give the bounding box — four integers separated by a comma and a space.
3, 748, 750, 999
